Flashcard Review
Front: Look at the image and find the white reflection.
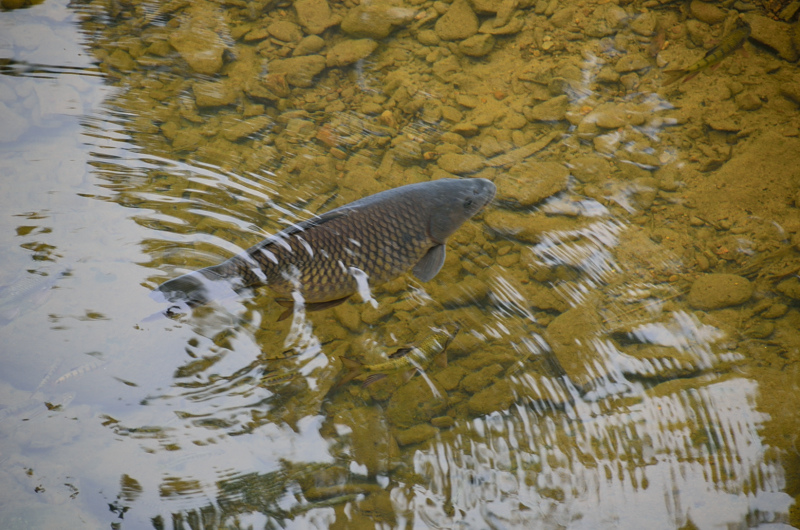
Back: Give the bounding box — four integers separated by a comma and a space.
406, 377, 790, 529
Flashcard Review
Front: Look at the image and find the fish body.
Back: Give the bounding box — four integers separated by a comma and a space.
155, 179, 495, 319
259, 370, 297, 387
336, 324, 459, 388
662, 23, 750, 86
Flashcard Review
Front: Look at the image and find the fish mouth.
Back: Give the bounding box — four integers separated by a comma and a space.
474, 179, 497, 212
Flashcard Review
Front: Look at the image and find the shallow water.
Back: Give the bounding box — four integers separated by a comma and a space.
1, 0, 799, 528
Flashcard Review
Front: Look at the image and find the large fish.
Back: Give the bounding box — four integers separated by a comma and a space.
662, 22, 750, 86
154, 178, 496, 319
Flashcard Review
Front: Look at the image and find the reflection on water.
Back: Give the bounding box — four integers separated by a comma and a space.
1, 0, 799, 528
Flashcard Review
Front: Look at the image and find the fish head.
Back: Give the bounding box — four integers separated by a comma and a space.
153, 266, 239, 307
426, 178, 496, 242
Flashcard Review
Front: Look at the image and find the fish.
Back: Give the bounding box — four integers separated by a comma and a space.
335, 324, 459, 388
259, 370, 298, 387
662, 22, 750, 86
154, 178, 496, 320
0, 267, 70, 326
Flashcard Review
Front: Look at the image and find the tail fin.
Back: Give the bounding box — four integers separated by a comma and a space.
334, 357, 364, 389
662, 69, 686, 86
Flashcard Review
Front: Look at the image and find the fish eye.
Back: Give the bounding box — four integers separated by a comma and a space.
464, 198, 473, 208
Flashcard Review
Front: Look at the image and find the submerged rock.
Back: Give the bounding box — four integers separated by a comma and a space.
524, 95, 569, 121
495, 162, 569, 207
193, 80, 239, 107
169, 26, 227, 75
435, 0, 479, 41
386, 377, 448, 428
688, 274, 753, 310
459, 34, 495, 57
467, 379, 514, 415
341, 3, 416, 40
437, 153, 485, 174
269, 55, 327, 87
326, 39, 379, 67
744, 14, 798, 62
295, 0, 340, 35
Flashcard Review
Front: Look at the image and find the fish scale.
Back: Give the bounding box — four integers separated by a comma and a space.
154, 178, 496, 320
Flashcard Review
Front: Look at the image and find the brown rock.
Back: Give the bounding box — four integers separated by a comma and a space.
169, 27, 226, 75
269, 55, 327, 87
295, 0, 339, 35
193, 80, 239, 107
326, 39, 379, 67
435, 0, 479, 41
689, 0, 726, 25
688, 274, 753, 310
744, 14, 799, 62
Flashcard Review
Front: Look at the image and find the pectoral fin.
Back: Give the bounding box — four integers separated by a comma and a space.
388, 347, 413, 360
434, 351, 448, 368
363, 373, 387, 387
412, 245, 446, 282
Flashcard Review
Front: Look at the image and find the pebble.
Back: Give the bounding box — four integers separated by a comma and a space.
744, 14, 799, 62
437, 153, 485, 174
326, 39, 379, 67
689, 0, 727, 25
294, 0, 340, 35
467, 380, 514, 415
629, 12, 657, 36
776, 277, 800, 299
293, 35, 325, 56
168, 26, 226, 75
461, 363, 503, 393
341, 4, 415, 39
523, 94, 569, 121
435, 0, 479, 41
267, 21, 303, 43
495, 162, 569, 207
568, 155, 612, 183
269, 55, 327, 87
105, 49, 135, 71
221, 115, 271, 142
386, 378, 448, 428
735, 91, 762, 111
688, 274, 753, 310
459, 34, 495, 57
193, 80, 238, 107
394, 424, 438, 446
614, 53, 650, 73
417, 30, 440, 46
593, 132, 621, 154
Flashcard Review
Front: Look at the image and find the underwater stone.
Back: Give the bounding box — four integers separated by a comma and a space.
435, 0, 479, 41
193, 80, 239, 107
437, 153, 485, 174
459, 34, 495, 57
523, 95, 569, 121
467, 380, 514, 415
326, 39, 379, 67
295, 0, 340, 35
268, 21, 303, 42
269, 55, 326, 87
386, 377, 448, 428
494, 162, 569, 207
169, 26, 226, 75
294, 35, 326, 56
394, 424, 438, 446
688, 274, 753, 310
